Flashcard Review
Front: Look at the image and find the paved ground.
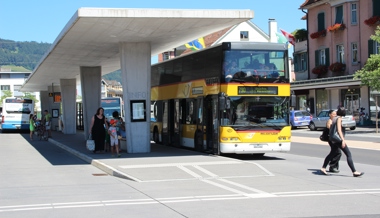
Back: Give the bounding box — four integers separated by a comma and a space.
2, 127, 380, 217
44, 126, 379, 181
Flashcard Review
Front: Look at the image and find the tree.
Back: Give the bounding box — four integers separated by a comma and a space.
354, 26, 380, 133
292, 29, 308, 42
0, 90, 13, 106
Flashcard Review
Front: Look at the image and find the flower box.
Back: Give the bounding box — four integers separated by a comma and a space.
310, 29, 327, 39
364, 16, 380, 26
327, 23, 346, 32
329, 62, 346, 73
312, 65, 328, 74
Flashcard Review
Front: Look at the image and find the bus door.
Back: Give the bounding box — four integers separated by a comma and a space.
162, 100, 169, 145
179, 99, 186, 146
204, 95, 219, 154
194, 97, 205, 151
171, 99, 181, 147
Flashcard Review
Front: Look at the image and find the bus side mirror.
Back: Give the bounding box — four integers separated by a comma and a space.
291, 93, 296, 107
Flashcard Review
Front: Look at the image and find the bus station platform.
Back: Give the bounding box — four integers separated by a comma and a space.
47, 126, 379, 182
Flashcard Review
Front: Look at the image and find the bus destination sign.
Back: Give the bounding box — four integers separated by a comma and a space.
238, 86, 278, 95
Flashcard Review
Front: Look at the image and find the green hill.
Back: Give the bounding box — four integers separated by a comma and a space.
0, 38, 51, 71
0, 38, 123, 83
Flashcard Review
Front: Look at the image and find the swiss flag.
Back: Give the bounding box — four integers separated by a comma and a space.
280, 29, 296, 45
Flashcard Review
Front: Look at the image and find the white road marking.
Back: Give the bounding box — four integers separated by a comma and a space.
119, 161, 241, 169
2, 189, 380, 212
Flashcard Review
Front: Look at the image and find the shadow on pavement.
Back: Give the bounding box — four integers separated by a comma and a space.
19, 133, 89, 166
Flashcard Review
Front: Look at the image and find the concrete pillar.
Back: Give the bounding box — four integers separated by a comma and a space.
80, 66, 102, 140
60, 79, 76, 134
39, 91, 50, 120
120, 42, 151, 153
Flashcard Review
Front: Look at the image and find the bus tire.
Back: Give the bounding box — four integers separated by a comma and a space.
194, 130, 203, 151
153, 127, 160, 144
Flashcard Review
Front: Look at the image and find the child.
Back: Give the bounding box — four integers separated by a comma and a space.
108, 119, 120, 157
29, 114, 35, 140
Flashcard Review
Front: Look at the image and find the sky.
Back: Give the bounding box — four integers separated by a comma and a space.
0, 0, 306, 63
1, 0, 306, 43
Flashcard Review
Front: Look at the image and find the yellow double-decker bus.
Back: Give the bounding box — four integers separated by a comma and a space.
150, 42, 294, 155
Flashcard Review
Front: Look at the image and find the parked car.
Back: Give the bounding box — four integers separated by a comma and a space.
308, 109, 356, 131
290, 110, 312, 129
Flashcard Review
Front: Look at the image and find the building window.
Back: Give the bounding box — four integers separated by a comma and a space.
320, 49, 326, 65
315, 48, 330, 66
317, 13, 325, 31
373, 0, 380, 17
240, 31, 249, 41
335, 5, 343, 24
337, 45, 345, 63
351, 43, 358, 64
1, 85, 10, 90
301, 53, 307, 71
0, 73, 10, 78
316, 89, 328, 115
351, 3, 357, 24
14, 85, 22, 91
368, 40, 380, 56
163, 52, 170, 61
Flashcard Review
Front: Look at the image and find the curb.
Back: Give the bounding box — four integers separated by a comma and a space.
48, 138, 137, 181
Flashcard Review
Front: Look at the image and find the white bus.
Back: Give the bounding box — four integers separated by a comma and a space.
101, 97, 124, 120
1, 97, 34, 132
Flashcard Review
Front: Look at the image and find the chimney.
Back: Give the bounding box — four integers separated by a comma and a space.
268, 18, 278, 43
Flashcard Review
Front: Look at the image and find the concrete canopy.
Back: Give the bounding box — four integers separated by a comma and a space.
21, 8, 254, 92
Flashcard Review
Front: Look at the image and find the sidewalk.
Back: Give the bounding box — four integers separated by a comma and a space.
47, 127, 379, 181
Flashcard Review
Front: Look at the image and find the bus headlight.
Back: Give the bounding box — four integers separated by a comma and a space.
230, 137, 239, 141
221, 137, 228, 141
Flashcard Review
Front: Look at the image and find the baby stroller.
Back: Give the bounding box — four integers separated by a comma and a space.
35, 120, 48, 141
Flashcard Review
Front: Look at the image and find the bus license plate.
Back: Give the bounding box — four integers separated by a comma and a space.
251, 144, 263, 148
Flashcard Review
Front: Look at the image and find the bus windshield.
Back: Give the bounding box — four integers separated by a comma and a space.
223, 50, 287, 83
221, 96, 289, 128
101, 98, 123, 119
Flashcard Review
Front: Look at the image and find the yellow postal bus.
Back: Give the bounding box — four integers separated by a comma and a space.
150, 42, 294, 155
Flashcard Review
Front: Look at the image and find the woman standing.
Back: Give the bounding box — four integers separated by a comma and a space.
321, 107, 364, 177
89, 107, 108, 153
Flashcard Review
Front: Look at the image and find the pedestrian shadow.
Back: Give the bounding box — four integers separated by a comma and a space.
308, 169, 352, 177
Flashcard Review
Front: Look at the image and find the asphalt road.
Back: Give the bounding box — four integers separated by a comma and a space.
1, 131, 380, 217
290, 128, 380, 166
